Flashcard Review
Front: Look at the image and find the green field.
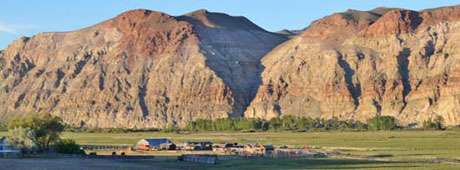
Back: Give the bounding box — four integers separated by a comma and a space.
1, 130, 459, 169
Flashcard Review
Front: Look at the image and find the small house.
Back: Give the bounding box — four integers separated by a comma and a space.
135, 138, 174, 151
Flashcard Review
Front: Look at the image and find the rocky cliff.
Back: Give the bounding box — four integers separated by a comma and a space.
246, 6, 460, 126
3, 5, 460, 128
0, 9, 286, 128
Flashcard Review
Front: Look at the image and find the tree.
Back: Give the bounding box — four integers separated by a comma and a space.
281, 115, 299, 130
54, 139, 84, 154
7, 127, 36, 150
259, 120, 270, 131
351, 121, 368, 130
296, 117, 317, 130
368, 115, 398, 130
324, 117, 347, 130
0, 122, 6, 131
8, 113, 64, 151
161, 124, 179, 133
423, 115, 444, 130
269, 117, 282, 130
214, 118, 235, 131
235, 118, 259, 130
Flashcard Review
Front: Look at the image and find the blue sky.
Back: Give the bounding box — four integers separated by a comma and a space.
1, 0, 460, 49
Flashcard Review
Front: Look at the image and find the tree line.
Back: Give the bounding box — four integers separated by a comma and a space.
1, 114, 448, 137
184, 115, 447, 132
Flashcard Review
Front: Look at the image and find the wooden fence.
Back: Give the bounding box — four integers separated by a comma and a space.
80, 145, 131, 151
179, 154, 217, 164
266, 149, 327, 159
83, 155, 155, 160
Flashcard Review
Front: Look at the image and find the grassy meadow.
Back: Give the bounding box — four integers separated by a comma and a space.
1, 130, 459, 169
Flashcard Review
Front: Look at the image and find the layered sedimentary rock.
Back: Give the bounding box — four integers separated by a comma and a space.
246, 6, 460, 125
0, 9, 286, 128
4, 5, 460, 128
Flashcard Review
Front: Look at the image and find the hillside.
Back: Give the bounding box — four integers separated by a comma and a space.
246, 6, 460, 125
3, 5, 460, 128
0, 9, 287, 128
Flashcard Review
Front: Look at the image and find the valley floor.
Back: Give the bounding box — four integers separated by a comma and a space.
0, 130, 459, 169
0, 157, 458, 170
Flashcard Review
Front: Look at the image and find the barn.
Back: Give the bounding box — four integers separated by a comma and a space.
135, 138, 175, 151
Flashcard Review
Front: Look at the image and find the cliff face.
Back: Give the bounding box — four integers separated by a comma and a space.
3, 5, 460, 128
246, 6, 460, 126
0, 9, 286, 128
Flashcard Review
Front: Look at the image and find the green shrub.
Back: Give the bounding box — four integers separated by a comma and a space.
351, 121, 368, 130
422, 116, 444, 130
270, 116, 319, 131
324, 117, 352, 130
235, 118, 259, 131
54, 139, 84, 154
368, 116, 398, 130
161, 125, 179, 133
0, 122, 6, 131
281, 115, 299, 130
269, 117, 282, 130
260, 120, 270, 131
213, 118, 235, 131
296, 117, 319, 130
185, 118, 269, 132
187, 119, 214, 131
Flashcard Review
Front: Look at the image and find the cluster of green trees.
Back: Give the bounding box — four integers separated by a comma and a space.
184, 115, 451, 132
8, 113, 64, 151
367, 116, 398, 130
64, 126, 160, 133
186, 116, 372, 132
2, 113, 448, 136
6, 113, 83, 154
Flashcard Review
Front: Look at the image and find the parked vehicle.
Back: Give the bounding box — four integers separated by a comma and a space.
212, 143, 244, 154
184, 141, 213, 151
